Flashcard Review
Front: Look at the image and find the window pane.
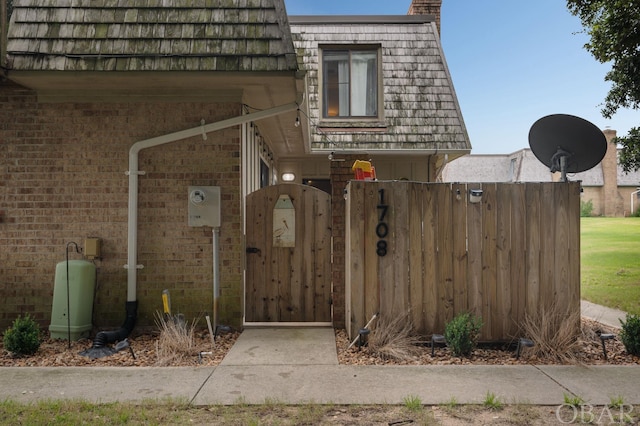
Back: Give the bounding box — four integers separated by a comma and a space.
323, 51, 349, 117
260, 158, 269, 188
322, 49, 378, 118
351, 51, 377, 116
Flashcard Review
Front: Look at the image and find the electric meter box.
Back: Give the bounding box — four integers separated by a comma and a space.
188, 186, 221, 227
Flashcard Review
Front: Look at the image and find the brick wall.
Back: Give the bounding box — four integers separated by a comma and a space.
408, 0, 442, 34
330, 154, 370, 329
0, 81, 244, 331
602, 129, 624, 217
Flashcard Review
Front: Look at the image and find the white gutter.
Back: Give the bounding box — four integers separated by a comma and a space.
125, 101, 299, 301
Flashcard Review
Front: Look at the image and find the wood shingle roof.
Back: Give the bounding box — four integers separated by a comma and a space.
6, 0, 298, 73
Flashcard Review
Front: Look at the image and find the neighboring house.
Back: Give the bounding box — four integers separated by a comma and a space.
442, 129, 640, 216
0, 0, 470, 331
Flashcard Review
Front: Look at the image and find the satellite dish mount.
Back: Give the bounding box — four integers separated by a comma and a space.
549, 148, 572, 182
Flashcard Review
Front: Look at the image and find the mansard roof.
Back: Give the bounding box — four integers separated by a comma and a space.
289, 15, 471, 154
6, 0, 297, 73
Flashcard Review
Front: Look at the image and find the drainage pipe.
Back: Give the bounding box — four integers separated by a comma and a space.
125, 101, 299, 304
212, 227, 220, 331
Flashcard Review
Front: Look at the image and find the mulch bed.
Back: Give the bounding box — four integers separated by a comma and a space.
1, 318, 638, 367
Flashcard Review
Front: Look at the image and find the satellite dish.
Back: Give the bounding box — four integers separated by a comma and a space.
528, 114, 607, 182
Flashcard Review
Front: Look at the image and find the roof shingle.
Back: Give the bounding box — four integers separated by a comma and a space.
290, 16, 470, 153
7, 0, 298, 72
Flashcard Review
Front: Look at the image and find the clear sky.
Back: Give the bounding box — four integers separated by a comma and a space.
284, 0, 638, 154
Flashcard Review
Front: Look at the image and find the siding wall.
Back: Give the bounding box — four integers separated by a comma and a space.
0, 81, 244, 330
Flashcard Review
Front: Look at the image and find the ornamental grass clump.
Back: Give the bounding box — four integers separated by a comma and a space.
3, 314, 41, 356
154, 312, 203, 366
368, 312, 423, 361
444, 312, 483, 357
521, 302, 582, 364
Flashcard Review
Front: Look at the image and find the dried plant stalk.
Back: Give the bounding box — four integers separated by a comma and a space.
521, 301, 582, 364
368, 311, 423, 361
154, 312, 203, 366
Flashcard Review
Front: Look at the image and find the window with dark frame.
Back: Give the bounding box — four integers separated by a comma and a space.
322, 47, 379, 119
260, 158, 270, 188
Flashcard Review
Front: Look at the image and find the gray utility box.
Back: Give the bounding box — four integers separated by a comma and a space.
188, 186, 221, 227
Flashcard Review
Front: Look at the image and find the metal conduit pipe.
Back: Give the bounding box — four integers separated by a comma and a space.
83, 102, 299, 356
120, 101, 299, 329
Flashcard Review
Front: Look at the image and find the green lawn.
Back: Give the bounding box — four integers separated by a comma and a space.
581, 217, 640, 316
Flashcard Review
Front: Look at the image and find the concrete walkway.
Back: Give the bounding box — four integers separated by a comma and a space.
581, 300, 628, 329
0, 302, 637, 406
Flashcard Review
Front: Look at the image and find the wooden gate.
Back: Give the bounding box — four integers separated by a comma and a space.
245, 184, 332, 323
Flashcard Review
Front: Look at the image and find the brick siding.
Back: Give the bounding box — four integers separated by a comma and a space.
330, 154, 371, 329
0, 81, 244, 331
602, 129, 624, 217
408, 0, 442, 34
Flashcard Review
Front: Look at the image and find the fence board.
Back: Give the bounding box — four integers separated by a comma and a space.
345, 181, 580, 341
466, 184, 483, 320
452, 183, 468, 315
481, 184, 497, 340
540, 184, 556, 312
568, 183, 581, 332
423, 184, 438, 334
496, 184, 512, 339
436, 184, 454, 328
511, 184, 527, 338
314, 186, 332, 322
346, 181, 366, 334
264, 192, 278, 321
288, 185, 305, 321
372, 183, 388, 317
409, 183, 425, 331
391, 182, 410, 316
525, 184, 541, 318
245, 190, 266, 322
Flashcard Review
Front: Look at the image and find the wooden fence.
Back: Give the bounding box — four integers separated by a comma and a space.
345, 181, 581, 342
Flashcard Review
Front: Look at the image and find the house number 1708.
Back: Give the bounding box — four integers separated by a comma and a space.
376, 189, 389, 256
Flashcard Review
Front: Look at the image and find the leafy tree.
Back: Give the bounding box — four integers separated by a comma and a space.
567, 0, 640, 171
617, 127, 640, 173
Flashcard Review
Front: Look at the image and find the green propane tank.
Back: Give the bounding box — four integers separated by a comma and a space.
49, 260, 96, 340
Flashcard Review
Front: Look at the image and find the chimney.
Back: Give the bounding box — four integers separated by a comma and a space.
602, 129, 623, 217
408, 0, 442, 36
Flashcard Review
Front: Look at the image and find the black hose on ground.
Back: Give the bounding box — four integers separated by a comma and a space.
92, 301, 138, 348
79, 301, 138, 358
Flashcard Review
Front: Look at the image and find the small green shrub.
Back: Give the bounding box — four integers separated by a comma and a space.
3, 314, 41, 356
444, 312, 483, 357
619, 313, 640, 356
580, 199, 594, 217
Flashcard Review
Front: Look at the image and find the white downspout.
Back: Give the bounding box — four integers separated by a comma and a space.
125, 101, 299, 302
212, 227, 220, 328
